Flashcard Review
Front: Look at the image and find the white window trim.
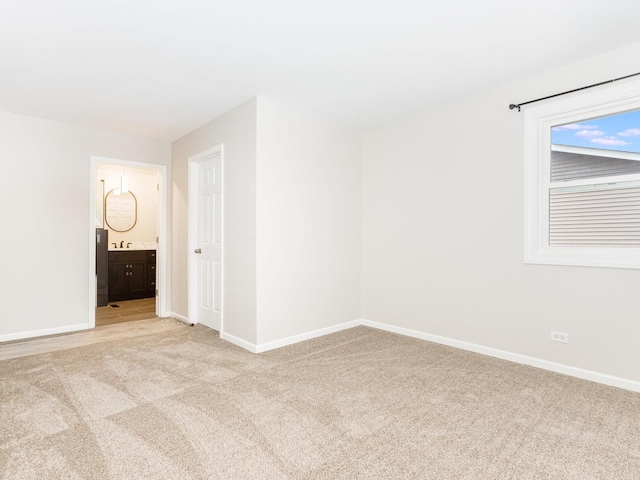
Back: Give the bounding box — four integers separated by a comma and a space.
524, 79, 640, 269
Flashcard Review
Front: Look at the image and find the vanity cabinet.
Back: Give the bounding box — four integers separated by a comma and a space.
108, 250, 156, 302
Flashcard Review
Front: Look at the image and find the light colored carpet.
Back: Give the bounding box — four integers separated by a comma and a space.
1, 321, 639, 479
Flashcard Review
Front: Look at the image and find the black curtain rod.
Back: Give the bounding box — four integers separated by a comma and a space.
508, 71, 640, 112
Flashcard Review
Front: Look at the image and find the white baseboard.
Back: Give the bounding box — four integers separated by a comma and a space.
361, 319, 640, 394
170, 312, 193, 326
220, 320, 361, 354
255, 320, 361, 353
4, 314, 637, 393
220, 331, 258, 353
0, 323, 90, 343
219, 318, 640, 393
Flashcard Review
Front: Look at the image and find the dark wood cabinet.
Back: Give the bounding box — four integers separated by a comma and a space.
147, 250, 156, 294
108, 250, 156, 302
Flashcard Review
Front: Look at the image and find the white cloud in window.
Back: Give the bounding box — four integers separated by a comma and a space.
552, 123, 599, 131
591, 136, 631, 146
618, 128, 640, 137
575, 130, 604, 137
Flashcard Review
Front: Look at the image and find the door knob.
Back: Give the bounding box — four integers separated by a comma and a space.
194, 248, 201, 254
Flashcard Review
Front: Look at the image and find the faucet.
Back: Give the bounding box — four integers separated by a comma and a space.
120, 241, 124, 248
112, 243, 117, 249
127, 242, 132, 248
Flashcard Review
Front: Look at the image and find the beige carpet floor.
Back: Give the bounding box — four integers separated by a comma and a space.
1, 321, 639, 479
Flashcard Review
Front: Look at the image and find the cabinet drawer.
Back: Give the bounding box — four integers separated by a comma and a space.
109, 250, 147, 262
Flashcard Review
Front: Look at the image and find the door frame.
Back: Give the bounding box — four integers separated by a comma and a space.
188, 144, 224, 331
88, 155, 170, 327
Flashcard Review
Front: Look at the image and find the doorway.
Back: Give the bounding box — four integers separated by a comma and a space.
188, 145, 224, 331
89, 156, 169, 328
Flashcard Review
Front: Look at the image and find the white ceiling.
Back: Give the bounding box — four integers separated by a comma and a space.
2, 0, 640, 141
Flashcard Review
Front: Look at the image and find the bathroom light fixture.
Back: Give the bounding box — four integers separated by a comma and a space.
121, 174, 129, 193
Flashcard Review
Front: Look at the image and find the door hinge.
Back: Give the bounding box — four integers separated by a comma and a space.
156, 184, 160, 191
156, 236, 159, 243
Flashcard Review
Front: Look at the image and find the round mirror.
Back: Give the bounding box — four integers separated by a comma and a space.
105, 189, 137, 232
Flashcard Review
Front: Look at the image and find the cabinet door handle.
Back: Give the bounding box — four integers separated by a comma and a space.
194, 248, 202, 254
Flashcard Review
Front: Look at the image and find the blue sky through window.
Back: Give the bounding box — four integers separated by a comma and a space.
551, 109, 640, 154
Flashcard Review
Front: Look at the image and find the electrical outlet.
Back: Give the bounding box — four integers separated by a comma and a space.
550, 331, 569, 343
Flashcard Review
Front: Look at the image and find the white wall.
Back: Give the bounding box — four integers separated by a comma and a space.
0, 111, 170, 341
361, 42, 640, 384
256, 98, 361, 345
171, 98, 258, 343
170, 97, 361, 348
97, 165, 158, 245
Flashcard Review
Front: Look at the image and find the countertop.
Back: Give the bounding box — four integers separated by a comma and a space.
108, 242, 157, 252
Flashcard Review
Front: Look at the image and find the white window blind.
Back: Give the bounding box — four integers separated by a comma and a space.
549, 183, 640, 247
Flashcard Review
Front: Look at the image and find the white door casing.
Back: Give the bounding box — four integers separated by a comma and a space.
189, 146, 223, 331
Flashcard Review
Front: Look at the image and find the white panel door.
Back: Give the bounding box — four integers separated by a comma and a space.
194, 153, 222, 330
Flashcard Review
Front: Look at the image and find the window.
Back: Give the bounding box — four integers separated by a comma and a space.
524, 80, 640, 269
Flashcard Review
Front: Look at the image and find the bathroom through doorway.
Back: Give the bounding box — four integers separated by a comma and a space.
89, 156, 169, 329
